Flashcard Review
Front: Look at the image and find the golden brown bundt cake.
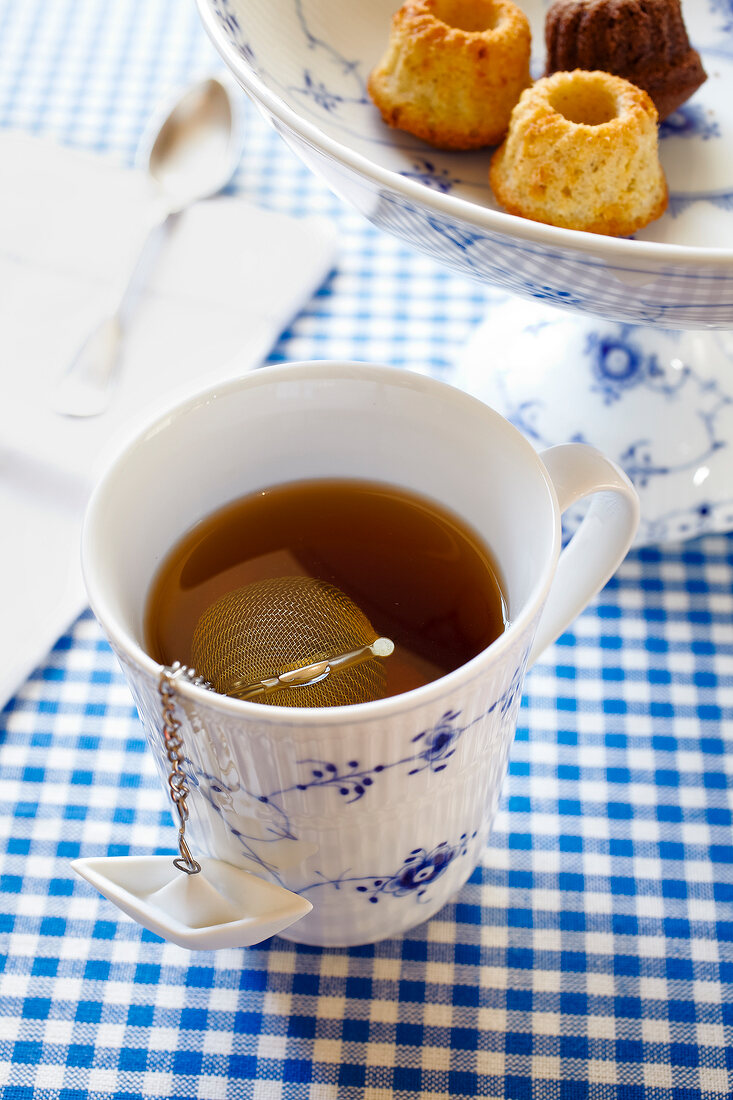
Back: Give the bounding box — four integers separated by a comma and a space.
544, 0, 707, 121
489, 70, 669, 236
368, 0, 531, 150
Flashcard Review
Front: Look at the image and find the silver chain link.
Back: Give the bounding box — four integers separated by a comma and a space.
158, 662, 210, 876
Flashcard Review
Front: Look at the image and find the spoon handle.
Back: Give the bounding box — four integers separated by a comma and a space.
52, 315, 125, 418
52, 207, 172, 418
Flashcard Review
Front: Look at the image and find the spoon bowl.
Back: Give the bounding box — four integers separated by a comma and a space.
141, 75, 243, 211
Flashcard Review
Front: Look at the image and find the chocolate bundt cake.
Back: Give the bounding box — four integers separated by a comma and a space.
544, 0, 707, 121
368, 0, 532, 150
489, 70, 668, 236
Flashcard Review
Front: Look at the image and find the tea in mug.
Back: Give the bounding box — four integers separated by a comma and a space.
144, 478, 507, 700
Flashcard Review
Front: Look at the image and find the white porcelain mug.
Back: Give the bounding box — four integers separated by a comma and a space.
82, 361, 639, 947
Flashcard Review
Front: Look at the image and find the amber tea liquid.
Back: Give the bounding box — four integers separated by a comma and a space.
145, 478, 507, 700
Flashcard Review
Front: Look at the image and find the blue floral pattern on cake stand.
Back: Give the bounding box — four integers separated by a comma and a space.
198, 0, 733, 543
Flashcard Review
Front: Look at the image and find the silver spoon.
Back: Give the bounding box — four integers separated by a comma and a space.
53, 75, 244, 418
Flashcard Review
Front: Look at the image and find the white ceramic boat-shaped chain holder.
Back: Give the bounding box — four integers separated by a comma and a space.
72, 854, 312, 950
71, 662, 312, 949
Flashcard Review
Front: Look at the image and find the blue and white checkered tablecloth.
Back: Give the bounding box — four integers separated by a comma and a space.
1, 3, 731, 1098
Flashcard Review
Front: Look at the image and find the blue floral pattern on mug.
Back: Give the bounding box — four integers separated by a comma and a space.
409, 708, 462, 773
288, 831, 478, 906
281, 709, 468, 805
186, 655, 527, 890
348, 833, 477, 904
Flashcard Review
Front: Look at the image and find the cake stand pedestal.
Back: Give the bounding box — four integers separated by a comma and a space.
452, 299, 733, 546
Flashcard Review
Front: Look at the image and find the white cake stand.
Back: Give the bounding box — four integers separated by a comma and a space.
197, 0, 733, 544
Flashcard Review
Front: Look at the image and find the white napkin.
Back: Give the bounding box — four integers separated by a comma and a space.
0, 132, 337, 708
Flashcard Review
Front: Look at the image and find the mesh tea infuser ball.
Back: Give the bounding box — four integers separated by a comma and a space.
190, 575, 394, 706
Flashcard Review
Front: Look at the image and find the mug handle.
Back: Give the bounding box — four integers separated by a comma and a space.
528, 443, 640, 665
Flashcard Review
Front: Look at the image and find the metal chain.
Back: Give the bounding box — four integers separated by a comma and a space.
158, 661, 210, 876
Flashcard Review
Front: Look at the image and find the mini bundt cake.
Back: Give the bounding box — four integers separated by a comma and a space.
544, 0, 707, 121
489, 70, 669, 236
368, 0, 532, 150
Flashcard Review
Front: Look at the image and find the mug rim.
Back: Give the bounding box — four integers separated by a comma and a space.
82, 360, 562, 724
